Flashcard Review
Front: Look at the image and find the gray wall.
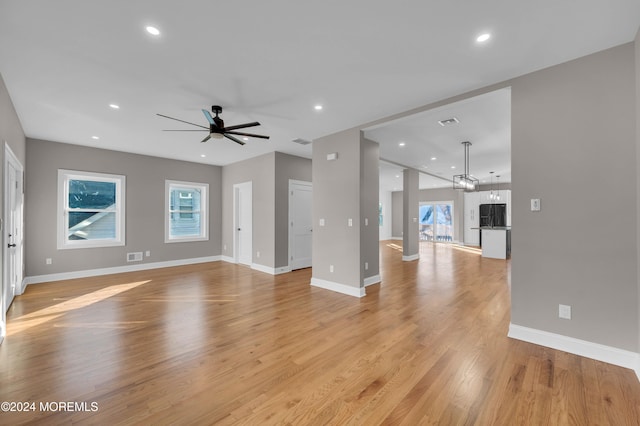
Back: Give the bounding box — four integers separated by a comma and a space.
636, 28, 640, 357
221, 152, 276, 267
25, 139, 222, 277
361, 137, 379, 279
511, 43, 638, 351
274, 152, 312, 268
312, 128, 362, 288
220, 151, 311, 270
391, 191, 403, 238
392, 186, 464, 242
402, 169, 419, 257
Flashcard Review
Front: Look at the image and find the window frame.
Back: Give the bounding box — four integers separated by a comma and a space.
165, 180, 209, 243
57, 169, 126, 250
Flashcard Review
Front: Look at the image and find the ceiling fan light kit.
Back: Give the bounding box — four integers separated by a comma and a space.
157, 105, 270, 146
453, 141, 479, 191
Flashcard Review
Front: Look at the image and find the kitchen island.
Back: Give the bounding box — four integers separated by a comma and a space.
473, 227, 511, 259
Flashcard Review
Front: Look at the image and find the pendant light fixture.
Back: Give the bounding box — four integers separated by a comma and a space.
489, 171, 495, 201
496, 175, 501, 201
453, 141, 479, 191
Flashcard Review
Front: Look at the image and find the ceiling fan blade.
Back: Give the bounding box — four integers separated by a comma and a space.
223, 122, 260, 131
157, 113, 209, 129
201, 109, 217, 127
201, 134, 211, 143
225, 131, 270, 139
163, 129, 208, 132
224, 134, 246, 145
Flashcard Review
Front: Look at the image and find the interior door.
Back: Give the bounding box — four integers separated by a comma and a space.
289, 181, 312, 270
234, 182, 252, 266
4, 147, 23, 317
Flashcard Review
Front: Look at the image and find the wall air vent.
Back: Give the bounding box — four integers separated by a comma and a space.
292, 138, 312, 145
438, 117, 459, 126
127, 252, 143, 262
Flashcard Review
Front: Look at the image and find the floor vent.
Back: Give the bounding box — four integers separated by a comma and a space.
127, 252, 143, 262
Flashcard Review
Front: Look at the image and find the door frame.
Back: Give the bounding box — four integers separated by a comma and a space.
419, 200, 454, 243
233, 181, 252, 265
2, 143, 24, 343
288, 179, 312, 270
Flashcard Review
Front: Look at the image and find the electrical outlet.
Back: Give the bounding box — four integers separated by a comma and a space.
365, 262, 368, 270
329, 264, 334, 273
257, 251, 260, 258
348, 218, 353, 227
531, 198, 541, 211
365, 218, 368, 226
45, 258, 52, 265
320, 218, 325, 226
145, 250, 151, 257
559, 304, 571, 319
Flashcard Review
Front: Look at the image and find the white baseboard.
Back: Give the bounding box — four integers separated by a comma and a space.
508, 324, 640, 379
391, 237, 403, 240
24, 256, 221, 286
310, 277, 365, 298
221, 255, 235, 263
402, 254, 419, 261
251, 263, 292, 275
364, 274, 381, 287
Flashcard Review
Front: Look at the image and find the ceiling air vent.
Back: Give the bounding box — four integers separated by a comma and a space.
292, 138, 312, 145
438, 117, 459, 126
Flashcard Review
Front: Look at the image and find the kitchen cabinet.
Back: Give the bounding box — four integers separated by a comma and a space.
464, 190, 511, 245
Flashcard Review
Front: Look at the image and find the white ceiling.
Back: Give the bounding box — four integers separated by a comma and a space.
368, 88, 511, 190
1, 1, 638, 185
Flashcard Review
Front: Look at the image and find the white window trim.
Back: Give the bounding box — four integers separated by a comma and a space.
57, 169, 126, 250
165, 180, 209, 243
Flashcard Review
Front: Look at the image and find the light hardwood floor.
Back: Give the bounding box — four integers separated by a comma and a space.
1, 241, 639, 425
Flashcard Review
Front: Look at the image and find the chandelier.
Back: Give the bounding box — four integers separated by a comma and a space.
452, 141, 479, 191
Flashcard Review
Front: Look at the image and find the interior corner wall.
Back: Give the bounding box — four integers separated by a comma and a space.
511, 42, 638, 351
25, 139, 222, 277
361, 136, 379, 279
274, 152, 312, 268
221, 152, 276, 268
312, 128, 362, 289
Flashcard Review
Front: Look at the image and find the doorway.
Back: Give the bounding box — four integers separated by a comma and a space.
233, 181, 252, 266
3, 144, 24, 343
419, 202, 453, 242
289, 180, 312, 270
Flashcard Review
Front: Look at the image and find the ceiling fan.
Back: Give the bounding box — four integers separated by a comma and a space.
157, 105, 270, 145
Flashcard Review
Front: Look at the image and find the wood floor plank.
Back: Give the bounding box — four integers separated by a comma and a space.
1, 241, 639, 425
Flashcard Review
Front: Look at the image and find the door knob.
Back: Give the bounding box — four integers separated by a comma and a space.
7, 243, 16, 248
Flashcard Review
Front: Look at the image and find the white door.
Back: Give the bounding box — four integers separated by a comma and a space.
4, 145, 23, 319
289, 180, 312, 270
234, 182, 252, 266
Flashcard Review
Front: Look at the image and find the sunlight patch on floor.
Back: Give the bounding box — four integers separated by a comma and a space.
8, 280, 150, 334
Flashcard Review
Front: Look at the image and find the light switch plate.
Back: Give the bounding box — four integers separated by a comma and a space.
531, 198, 541, 211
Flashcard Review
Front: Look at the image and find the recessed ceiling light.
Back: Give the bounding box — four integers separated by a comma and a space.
146, 26, 160, 36
476, 33, 491, 43
200, 154, 206, 158
431, 157, 437, 161
242, 137, 249, 141
398, 142, 406, 147
109, 104, 120, 109
395, 174, 400, 178
451, 166, 456, 169
314, 105, 323, 111
91, 136, 99, 140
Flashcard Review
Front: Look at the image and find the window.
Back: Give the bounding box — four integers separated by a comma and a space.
165, 180, 208, 242
58, 170, 125, 249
